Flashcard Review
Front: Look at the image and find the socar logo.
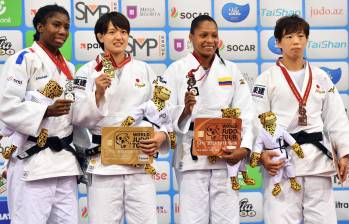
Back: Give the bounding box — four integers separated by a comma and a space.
218, 39, 225, 50
170, 7, 178, 18
268, 36, 282, 55
221, 3, 250, 23
320, 67, 342, 84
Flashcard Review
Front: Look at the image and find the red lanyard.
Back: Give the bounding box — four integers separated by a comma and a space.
95, 53, 131, 72
36, 41, 73, 80
276, 58, 312, 107
188, 52, 214, 81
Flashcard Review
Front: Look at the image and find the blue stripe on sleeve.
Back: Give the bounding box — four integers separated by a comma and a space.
15, 51, 29, 64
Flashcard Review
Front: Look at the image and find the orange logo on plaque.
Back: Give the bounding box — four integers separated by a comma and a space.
193, 118, 242, 156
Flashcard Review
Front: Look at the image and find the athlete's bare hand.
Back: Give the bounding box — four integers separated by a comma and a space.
221, 147, 249, 165
260, 150, 285, 176
338, 155, 349, 184
95, 73, 112, 105
178, 91, 196, 124
139, 131, 167, 156
44, 99, 73, 117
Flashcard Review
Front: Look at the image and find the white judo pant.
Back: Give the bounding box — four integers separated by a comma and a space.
176, 169, 239, 224
7, 159, 78, 224
263, 175, 337, 224
87, 173, 157, 224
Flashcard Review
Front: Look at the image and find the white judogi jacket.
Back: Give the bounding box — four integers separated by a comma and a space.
130, 100, 173, 133
165, 53, 255, 171
75, 55, 168, 175
0, 42, 106, 181
0, 91, 55, 148
253, 62, 349, 176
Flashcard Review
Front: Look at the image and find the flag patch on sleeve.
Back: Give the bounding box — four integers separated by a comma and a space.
218, 76, 232, 86
252, 85, 266, 98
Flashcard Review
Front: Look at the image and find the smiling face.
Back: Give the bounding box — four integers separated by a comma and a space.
97, 22, 129, 58
277, 31, 308, 61
37, 12, 70, 53
189, 20, 219, 60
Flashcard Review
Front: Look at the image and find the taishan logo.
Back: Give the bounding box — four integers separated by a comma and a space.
261, 8, 301, 17
308, 40, 347, 49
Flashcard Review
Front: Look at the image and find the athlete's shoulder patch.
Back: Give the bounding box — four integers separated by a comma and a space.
15, 50, 30, 64
73, 76, 87, 90
252, 84, 266, 98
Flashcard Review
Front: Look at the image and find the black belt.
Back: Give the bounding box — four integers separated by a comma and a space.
17, 133, 74, 160
143, 117, 160, 129
287, 130, 332, 160
84, 135, 101, 156
189, 122, 198, 160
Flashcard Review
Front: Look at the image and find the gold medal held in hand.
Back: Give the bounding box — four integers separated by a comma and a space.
102, 54, 116, 78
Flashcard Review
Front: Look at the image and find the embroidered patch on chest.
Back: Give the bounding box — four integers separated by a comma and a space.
315, 84, 325, 94
74, 77, 87, 90
135, 78, 145, 88
239, 79, 246, 84
36, 74, 48, 80
252, 85, 266, 98
218, 76, 232, 86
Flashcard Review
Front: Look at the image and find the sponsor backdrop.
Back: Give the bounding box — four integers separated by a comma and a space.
0, 0, 348, 223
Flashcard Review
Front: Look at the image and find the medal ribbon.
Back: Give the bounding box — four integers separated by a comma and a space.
189, 52, 214, 81
36, 41, 73, 80
276, 58, 312, 107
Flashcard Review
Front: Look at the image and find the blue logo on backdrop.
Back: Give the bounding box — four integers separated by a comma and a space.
268, 36, 281, 55
320, 67, 342, 84
0, 201, 10, 223
221, 3, 250, 23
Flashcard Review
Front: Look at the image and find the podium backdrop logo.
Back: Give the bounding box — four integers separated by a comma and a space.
74, 1, 118, 27
320, 67, 341, 84
0, 0, 21, 27
268, 36, 281, 55
127, 5, 137, 19
222, 3, 250, 23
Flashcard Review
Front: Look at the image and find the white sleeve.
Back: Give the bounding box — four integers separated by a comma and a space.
164, 63, 191, 134
253, 134, 264, 154
252, 71, 272, 115
282, 129, 297, 146
0, 53, 47, 136
320, 72, 349, 158
71, 62, 107, 128
231, 63, 256, 151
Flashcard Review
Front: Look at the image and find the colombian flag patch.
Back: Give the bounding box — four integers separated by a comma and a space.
218, 76, 232, 86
